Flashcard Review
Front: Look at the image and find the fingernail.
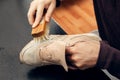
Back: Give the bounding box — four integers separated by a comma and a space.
45, 17, 50, 22
32, 24, 36, 28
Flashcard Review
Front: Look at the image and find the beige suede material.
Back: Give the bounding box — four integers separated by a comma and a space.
20, 33, 101, 71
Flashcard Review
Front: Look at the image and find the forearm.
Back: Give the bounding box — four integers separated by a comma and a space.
96, 41, 120, 79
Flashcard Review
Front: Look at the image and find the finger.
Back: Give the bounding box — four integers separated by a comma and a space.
65, 46, 75, 55
27, 2, 37, 25
45, 1, 56, 22
65, 55, 77, 68
32, 4, 44, 28
66, 58, 78, 69
65, 46, 71, 56
68, 66, 78, 70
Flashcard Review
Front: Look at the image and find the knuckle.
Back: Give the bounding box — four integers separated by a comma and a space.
76, 63, 84, 70
27, 13, 31, 18
76, 62, 86, 70
46, 14, 50, 18
38, 0, 45, 4
75, 64, 80, 68
71, 55, 77, 61
30, 1, 36, 6
69, 48, 75, 53
74, 60, 84, 67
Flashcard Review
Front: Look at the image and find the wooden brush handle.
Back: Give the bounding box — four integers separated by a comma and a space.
31, 18, 46, 37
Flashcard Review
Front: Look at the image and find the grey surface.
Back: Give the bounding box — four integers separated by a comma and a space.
0, 0, 112, 80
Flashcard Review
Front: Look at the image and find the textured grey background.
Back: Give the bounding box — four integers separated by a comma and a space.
0, 0, 118, 80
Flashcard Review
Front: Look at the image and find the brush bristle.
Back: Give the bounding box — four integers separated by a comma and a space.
33, 23, 50, 43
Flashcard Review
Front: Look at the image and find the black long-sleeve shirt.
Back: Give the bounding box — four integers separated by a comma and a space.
93, 0, 120, 78
57, 0, 120, 79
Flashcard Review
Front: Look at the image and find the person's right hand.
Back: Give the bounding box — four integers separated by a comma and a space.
27, 0, 56, 28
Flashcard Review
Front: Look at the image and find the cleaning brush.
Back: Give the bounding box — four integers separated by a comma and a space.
31, 17, 49, 43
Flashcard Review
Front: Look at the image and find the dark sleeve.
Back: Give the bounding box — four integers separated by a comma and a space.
56, 0, 61, 7
96, 41, 120, 79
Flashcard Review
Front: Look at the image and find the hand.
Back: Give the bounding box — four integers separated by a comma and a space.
65, 40, 100, 70
27, 0, 56, 28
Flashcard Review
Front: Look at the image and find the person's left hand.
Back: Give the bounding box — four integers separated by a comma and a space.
65, 40, 100, 70
27, 0, 56, 28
